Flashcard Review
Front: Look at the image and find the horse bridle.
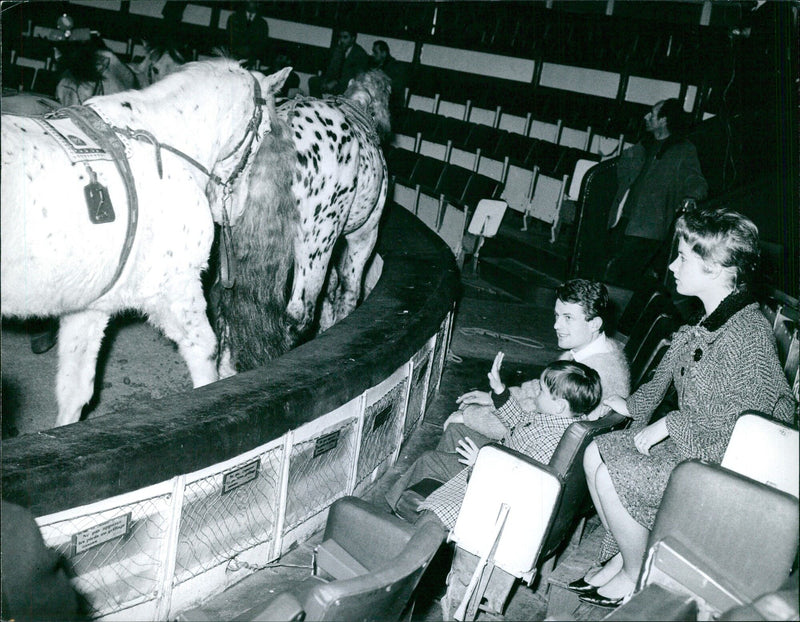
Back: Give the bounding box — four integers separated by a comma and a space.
105, 73, 267, 199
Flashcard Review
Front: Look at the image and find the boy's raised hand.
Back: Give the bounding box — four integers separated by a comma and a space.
487, 351, 505, 394
456, 437, 480, 467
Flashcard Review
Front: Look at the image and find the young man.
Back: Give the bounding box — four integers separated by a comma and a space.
386, 279, 630, 512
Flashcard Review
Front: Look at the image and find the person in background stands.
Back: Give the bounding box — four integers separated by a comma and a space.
604, 98, 708, 290
579, 207, 795, 608
308, 26, 369, 98
226, 1, 270, 69
370, 40, 407, 122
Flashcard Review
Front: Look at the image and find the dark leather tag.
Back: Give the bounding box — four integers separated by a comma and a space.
84, 167, 115, 224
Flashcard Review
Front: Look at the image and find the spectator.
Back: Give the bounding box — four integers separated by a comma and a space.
604, 98, 708, 289
308, 26, 369, 98
370, 40, 406, 120
226, 1, 270, 69
579, 207, 795, 608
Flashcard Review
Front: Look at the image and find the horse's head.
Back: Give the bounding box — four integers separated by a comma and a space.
343, 69, 393, 139
206, 65, 293, 225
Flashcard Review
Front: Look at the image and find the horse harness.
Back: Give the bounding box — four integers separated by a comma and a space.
42, 74, 267, 298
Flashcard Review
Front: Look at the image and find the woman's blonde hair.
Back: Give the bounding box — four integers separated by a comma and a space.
675, 207, 760, 291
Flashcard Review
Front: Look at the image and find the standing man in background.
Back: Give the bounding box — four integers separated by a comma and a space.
604, 98, 708, 289
226, 1, 270, 69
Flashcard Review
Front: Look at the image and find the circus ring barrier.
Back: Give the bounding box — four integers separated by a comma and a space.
1, 206, 460, 621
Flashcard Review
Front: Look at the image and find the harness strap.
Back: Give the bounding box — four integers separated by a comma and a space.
53, 105, 139, 300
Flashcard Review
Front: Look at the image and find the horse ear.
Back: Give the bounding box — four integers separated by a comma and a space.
261, 66, 293, 95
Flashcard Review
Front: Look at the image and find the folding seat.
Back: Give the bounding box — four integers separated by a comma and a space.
527, 140, 563, 177
521, 170, 570, 242
435, 164, 474, 207
494, 132, 537, 168
605, 460, 799, 621
626, 313, 679, 390
409, 155, 447, 197
432, 116, 473, 151
442, 412, 628, 620
462, 173, 503, 212
464, 124, 506, 160
720, 411, 799, 498
385, 148, 420, 187
178, 496, 445, 622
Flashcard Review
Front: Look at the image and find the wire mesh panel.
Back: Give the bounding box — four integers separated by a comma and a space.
354, 365, 410, 495
427, 312, 453, 409
281, 402, 361, 553
405, 339, 435, 440
38, 483, 175, 619
173, 442, 284, 586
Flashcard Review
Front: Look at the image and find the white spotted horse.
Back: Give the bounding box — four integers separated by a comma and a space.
1, 60, 292, 427
214, 69, 392, 375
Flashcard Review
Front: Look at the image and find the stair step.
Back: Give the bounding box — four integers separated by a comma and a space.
478, 257, 563, 303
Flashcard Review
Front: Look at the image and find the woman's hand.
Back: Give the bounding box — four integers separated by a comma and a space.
487, 351, 505, 394
633, 418, 669, 456
442, 410, 464, 431
456, 437, 480, 468
603, 395, 630, 417
456, 390, 493, 408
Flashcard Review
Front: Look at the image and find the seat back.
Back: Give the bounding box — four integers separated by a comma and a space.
541, 412, 628, 560
450, 444, 562, 579
641, 460, 799, 614
627, 313, 679, 390
721, 411, 799, 498
304, 519, 445, 621
618, 287, 674, 338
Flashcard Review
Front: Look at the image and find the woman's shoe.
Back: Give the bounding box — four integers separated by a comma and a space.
577, 587, 624, 608
565, 577, 598, 594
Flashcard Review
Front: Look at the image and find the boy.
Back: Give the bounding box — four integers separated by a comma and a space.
391, 352, 602, 529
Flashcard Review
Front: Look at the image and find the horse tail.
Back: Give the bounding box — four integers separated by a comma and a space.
215, 107, 298, 372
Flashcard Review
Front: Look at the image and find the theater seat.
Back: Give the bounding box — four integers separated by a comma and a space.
178, 496, 445, 622
443, 412, 628, 619
605, 460, 799, 621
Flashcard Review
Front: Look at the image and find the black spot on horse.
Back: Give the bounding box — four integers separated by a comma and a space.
122, 102, 132, 109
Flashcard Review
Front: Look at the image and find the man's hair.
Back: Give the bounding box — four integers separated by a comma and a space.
657, 98, 691, 135
541, 360, 602, 416
373, 40, 390, 55
555, 279, 611, 333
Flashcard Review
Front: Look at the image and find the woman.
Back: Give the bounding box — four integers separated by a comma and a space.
575, 207, 794, 607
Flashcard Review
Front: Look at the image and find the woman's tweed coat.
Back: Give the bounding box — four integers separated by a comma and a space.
595, 294, 794, 529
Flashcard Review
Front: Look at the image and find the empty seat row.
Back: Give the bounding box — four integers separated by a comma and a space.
394, 108, 601, 182
386, 147, 503, 211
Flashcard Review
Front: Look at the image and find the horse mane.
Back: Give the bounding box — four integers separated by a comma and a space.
213, 103, 299, 371
342, 69, 392, 139
134, 58, 244, 99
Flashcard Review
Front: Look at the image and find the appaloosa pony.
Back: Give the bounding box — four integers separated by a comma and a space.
2, 60, 292, 427
214, 69, 392, 374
